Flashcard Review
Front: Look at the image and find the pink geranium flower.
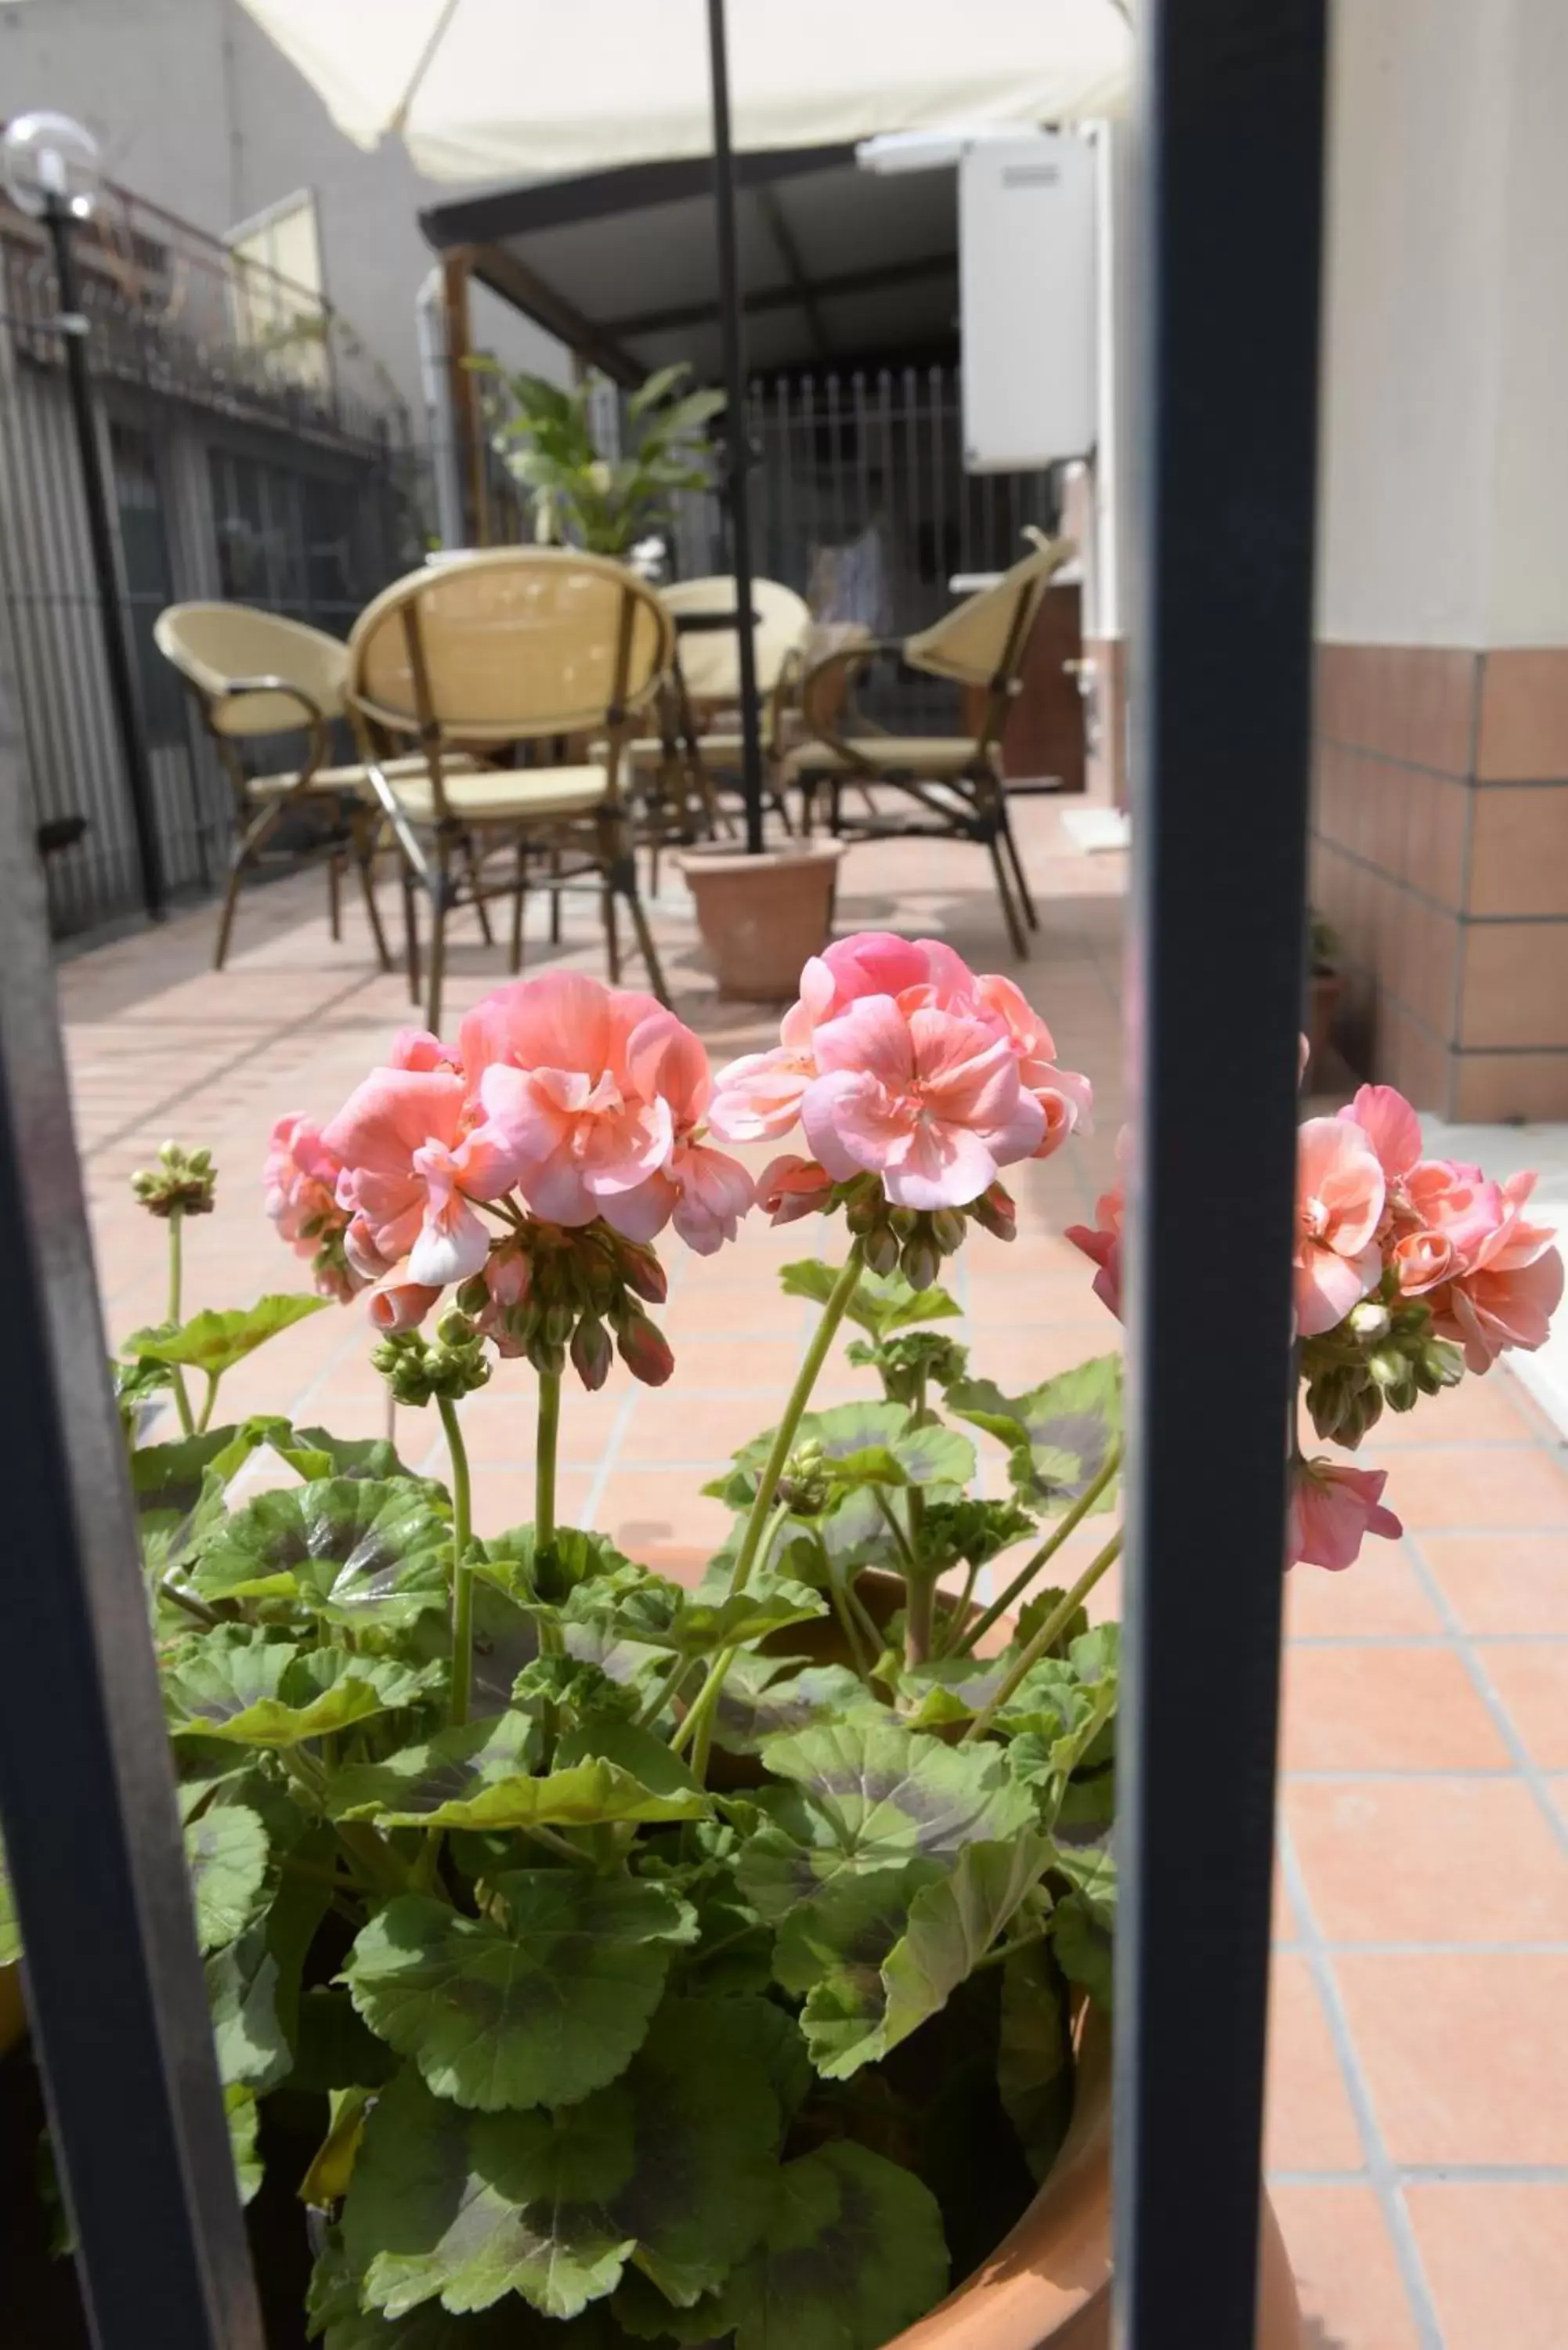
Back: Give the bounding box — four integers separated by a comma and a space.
1295, 1118, 1386, 1336
323, 1067, 522, 1291
1422, 1170, 1564, 1370
801, 993, 1046, 1210
264, 1113, 364, 1302
1067, 1180, 1125, 1321
1341, 1084, 1422, 1182
621, 1013, 754, 1255
757, 1155, 836, 1225
974, 973, 1094, 1159
365, 1261, 443, 1335
1287, 1459, 1403, 1571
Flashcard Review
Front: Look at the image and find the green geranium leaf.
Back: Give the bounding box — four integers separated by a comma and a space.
309, 2233, 610, 2347
185, 1802, 269, 1951
948, 1355, 1122, 1511
207, 1922, 288, 2088
714, 2141, 948, 2350
482, 1524, 632, 1607
562, 1569, 826, 1659
0, 1840, 19, 1966
132, 1420, 286, 1576
345, 1873, 698, 2110
277, 1426, 414, 1483
342, 2001, 780, 2321
327, 1713, 537, 1823
226, 2084, 264, 2205
125, 1292, 328, 1378
738, 1723, 1039, 1920
554, 1718, 702, 1801
373, 1755, 706, 1834
776, 1835, 1053, 2078
193, 1477, 452, 1625
780, 1261, 960, 1341
165, 1625, 442, 1749
710, 1656, 869, 1755
1052, 1890, 1114, 2006
998, 1939, 1075, 2184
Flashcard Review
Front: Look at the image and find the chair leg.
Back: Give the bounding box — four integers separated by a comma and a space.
425, 855, 451, 1038
620, 875, 670, 1009
402, 870, 421, 1006
602, 884, 622, 985
509, 843, 526, 975
464, 833, 494, 946
356, 841, 392, 973
985, 830, 1030, 961
549, 848, 562, 945
1000, 804, 1039, 931
327, 851, 344, 942
213, 848, 247, 971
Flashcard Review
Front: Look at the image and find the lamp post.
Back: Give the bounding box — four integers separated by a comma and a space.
2, 112, 165, 921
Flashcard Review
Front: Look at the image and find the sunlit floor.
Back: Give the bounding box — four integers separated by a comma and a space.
61, 799, 1568, 2350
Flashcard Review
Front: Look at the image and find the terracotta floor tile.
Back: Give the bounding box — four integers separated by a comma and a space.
591, 1471, 734, 1572
1405, 2184, 1568, 2350
1267, 2186, 1422, 2350
1387, 1444, 1568, 1531
665, 1335, 808, 1391
467, 1468, 595, 1540
1263, 1953, 1365, 2173
1286, 1777, 1568, 1943
1286, 1547, 1443, 1640
963, 1269, 1112, 1328
1475, 1645, 1568, 1769
453, 1380, 627, 1468
1281, 1647, 1513, 1773
963, 1323, 1122, 1389
617, 1383, 790, 1466
1372, 1372, 1536, 1448
1336, 1952, 1568, 2165
663, 1284, 810, 1339
1421, 1535, 1568, 1636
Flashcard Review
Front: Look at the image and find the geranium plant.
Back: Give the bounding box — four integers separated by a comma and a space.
1, 937, 1559, 2350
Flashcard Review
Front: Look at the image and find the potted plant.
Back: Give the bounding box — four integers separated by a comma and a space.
476, 360, 724, 561
3, 938, 1560, 2348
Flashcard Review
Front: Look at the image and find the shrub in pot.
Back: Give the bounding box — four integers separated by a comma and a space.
1, 939, 1560, 2349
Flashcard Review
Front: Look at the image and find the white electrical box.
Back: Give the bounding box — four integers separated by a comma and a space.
960, 132, 1097, 473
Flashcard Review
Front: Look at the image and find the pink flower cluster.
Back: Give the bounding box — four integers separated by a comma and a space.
264, 973, 753, 1334
710, 933, 1092, 1213
1067, 1077, 1562, 1578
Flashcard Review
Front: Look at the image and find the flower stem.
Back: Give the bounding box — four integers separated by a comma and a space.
681, 1246, 865, 1783
935, 1559, 983, 1658
903, 1570, 938, 1668
535, 1367, 561, 1560
955, 1442, 1123, 1657
166, 1204, 194, 1437
959, 1529, 1123, 1745
438, 1395, 475, 1728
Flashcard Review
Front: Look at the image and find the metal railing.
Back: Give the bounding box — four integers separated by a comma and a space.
0, 184, 428, 938
0, 2, 1328, 2341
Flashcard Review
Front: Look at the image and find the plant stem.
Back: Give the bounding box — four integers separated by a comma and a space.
956, 1442, 1124, 1657
197, 1372, 219, 1434
935, 1559, 983, 1658
903, 1571, 938, 1668
535, 1367, 561, 1561
959, 1530, 1123, 1745
437, 1395, 475, 1728
974, 1918, 1053, 1973
157, 1571, 219, 1628
828, 1576, 872, 1680
638, 1654, 699, 1734
873, 1488, 918, 1574
166, 1204, 194, 1437
681, 1244, 865, 1784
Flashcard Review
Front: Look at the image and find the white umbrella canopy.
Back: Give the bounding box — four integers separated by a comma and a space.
238, 0, 1133, 183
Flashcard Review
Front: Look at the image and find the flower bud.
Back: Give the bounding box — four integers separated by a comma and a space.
455, 1274, 490, 1316
527, 1333, 568, 1378
901, 1234, 941, 1293
969, 1183, 1017, 1242
543, 1300, 575, 1347
616, 1309, 674, 1387
436, 1307, 475, 1348
1367, 1350, 1405, 1391
130, 1139, 218, 1219
570, 1314, 613, 1392
930, 1209, 966, 1257
862, 1222, 900, 1277
1348, 1300, 1392, 1342
612, 1237, 668, 1305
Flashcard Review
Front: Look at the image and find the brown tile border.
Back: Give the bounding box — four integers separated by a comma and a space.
1315, 643, 1478, 777
1476, 649, 1568, 782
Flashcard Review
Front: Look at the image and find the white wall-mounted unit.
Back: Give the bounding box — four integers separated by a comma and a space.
960, 131, 1097, 472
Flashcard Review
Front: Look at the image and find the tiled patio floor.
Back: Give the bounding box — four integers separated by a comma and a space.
59, 801, 1568, 2349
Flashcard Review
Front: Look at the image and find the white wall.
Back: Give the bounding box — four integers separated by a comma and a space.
1317, 0, 1568, 649
0, 0, 565, 434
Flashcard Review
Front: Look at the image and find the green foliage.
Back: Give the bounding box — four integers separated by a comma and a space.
474, 360, 723, 556
103, 1181, 1135, 2350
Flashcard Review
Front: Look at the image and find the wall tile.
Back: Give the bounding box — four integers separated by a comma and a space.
1371, 756, 1411, 876
1405, 769, 1469, 909
1468, 786, 1568, 916
1451, 1050, 1568, 1123
1458, 922, 1568, 1049
1393, 899, 1461, 1038
1476, 650, 1568, 782
1379, 1002, 1451, 1115
1319, 645, 1476, 774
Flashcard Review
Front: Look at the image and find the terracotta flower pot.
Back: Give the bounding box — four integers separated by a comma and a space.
678, 840, 846, 1000
0, 1965, 23, 2063
1306, 969, 1340, 1078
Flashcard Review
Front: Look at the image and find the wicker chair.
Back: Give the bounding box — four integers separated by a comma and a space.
782, 538, 1074, 956
154, 602, 392, 971
345, 548, 673, 1033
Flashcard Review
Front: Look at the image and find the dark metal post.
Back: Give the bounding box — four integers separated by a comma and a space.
703, 0, 766, 854
44, 194, 165, 920
0, 653, 259, 2343
1115, 3, 1327, 2345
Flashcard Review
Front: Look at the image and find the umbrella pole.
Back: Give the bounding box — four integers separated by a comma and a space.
704, 0, 765, 855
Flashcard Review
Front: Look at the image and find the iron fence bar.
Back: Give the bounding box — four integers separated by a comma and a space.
0, 650, 263, 2346
1115, 2, 1327, 2344
44, 195, 165, 920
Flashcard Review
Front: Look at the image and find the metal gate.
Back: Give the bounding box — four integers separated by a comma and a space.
0, 2, 1327, 2342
